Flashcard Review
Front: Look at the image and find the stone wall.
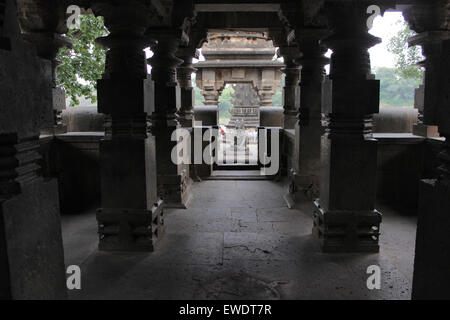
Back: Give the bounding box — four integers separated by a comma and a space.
44, 130, 445, 215
282, 130, 444, 212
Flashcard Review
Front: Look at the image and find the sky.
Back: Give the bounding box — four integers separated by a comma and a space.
368, 12, 406, 68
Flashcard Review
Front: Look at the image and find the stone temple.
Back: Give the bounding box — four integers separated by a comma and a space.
227, 83, 261, 129
0, 0, 450, 300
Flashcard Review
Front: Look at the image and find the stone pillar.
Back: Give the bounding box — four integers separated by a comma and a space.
411, 36, 450, 299
293, 35, 329, 201
147, 29, 192, 208
258, 68, 277, 107
0, 0, 10, 50
277, 46, 301, 129
0, 0, 66, 299
402, 1, 450, 299
196, 69, 224, 107
17, 0, 71, 135
91, 1, 163, 251
176, 47, 198, 128
313, 2, 382, 253
410, 34, 445, 138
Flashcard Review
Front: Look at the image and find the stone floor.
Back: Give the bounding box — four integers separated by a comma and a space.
62, 179, 417, 300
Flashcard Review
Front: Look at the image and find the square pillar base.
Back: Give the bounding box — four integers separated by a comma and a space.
158, 173, 192, 209
412, 179, 450, 299
97, 199, 164, 252
0, 178, 67, 299
283, 173, 320, 209
413, 124, 439, 138
313, 200, 382, 253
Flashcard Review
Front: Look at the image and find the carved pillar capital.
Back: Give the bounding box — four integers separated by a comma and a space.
16, 0, 72, 133
176, 47, 199, 88
176, 47, 199, 126
276, 45, 301, 129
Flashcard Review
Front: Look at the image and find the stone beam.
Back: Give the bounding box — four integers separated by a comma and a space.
196, 11, 283, 31
195, 3, 280, 12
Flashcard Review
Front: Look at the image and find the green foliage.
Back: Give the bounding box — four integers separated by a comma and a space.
56, 14, 108, 106
374, 67, 422, 107
218, 85, 235, 125
194, 86, 205, 106
271, 74, 284, 107
387, 20, 423, 81
272, 89, 282, 107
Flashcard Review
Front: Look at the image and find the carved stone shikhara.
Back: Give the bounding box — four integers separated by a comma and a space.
195, 32, 283, 110
227, 83, 261, 129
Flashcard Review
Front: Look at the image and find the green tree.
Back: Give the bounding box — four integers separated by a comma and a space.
218, 85, 235, 124
374, 67, 421, 107
194, 86, 205, 106
272, 89, 282, 107
387, 20, 423, 80
57, 14, 108, 106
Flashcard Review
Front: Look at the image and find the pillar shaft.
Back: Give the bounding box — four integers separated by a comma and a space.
0, 0, 66, 298
410, 32, 449, 137
401, 1, 450, 298
176, 47, 198, 127
411, 35, 450, 300
293, 37, 329, 200
92, 1, 163, 251
313, 2, 382, 252
278, 46, 300, 129
18, 0, 71, 135
148, 29, 192, 208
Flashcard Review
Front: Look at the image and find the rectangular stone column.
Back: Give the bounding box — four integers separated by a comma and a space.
96, 77, 163, 251
149, 31, 192, 209
412, 37, 450, 300
292, 35, 329, 202
412, 83, 439, 137
92, 1, 164, 251
313, 2, 382, 253
190, 125, 213, 180
0, 0, 66, 299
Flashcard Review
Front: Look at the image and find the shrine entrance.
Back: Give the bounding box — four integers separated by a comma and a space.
217, 83, 260, 167
195, 31, 283, 173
